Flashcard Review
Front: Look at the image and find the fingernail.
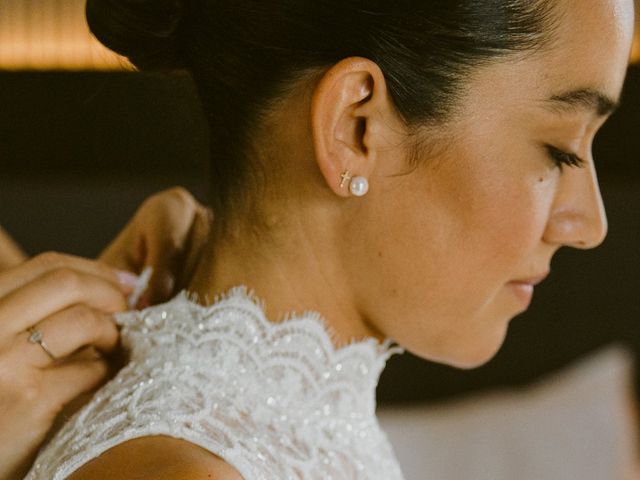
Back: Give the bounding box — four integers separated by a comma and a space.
116, 270, 139, 289
127, 267, 153, 309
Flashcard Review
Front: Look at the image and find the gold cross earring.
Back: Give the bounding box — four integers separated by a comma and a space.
340, 170, 353, 189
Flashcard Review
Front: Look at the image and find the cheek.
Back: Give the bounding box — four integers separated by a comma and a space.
359, 159, 554, 358
421, 162, 551, 289
470, 183, 549, 273
373, 165, 548, 283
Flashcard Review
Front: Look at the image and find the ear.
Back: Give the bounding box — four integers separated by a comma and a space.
310, 57, 396, 198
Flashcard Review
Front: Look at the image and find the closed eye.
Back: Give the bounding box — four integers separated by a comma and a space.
546, 145, 586, 171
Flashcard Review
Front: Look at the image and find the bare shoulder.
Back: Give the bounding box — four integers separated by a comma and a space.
66, 435, 244, 480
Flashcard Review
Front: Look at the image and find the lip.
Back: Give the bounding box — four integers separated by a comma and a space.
511, 271, 550, 287
507, 282, 535, 308
507, 271, 550, 308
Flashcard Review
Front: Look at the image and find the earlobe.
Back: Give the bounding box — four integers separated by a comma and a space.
339, 170, 370, 197
310, 57, 389, 198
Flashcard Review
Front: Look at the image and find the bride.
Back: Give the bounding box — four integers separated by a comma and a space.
25, 0, 635, 478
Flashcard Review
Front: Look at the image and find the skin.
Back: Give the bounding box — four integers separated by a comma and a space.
0, 188, 211, 480
191, 0, 634, 368
0, 253, 132, 480
0, 226, 27, 270
99, 187, 213, 307
69, 0, 636, 478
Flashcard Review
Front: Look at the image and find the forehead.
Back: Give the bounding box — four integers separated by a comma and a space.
456, 0, 635, 122
535, 0, 634, 97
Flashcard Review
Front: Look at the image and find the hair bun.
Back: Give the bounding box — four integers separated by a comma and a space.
86, 0, 187, 70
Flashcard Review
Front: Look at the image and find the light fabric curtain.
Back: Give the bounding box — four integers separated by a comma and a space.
0, 0, 125, 70
378, 346, 638, 480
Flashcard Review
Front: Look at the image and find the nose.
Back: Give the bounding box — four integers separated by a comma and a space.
543, 161, 608, 250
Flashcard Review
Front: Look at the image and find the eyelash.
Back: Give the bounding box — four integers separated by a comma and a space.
546, 145, 586, 171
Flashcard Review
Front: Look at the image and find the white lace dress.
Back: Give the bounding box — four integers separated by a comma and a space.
25, 286, 406, 479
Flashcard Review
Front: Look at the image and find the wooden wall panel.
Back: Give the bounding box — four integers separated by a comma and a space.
0, 0, 126, 70
0, 0, 638, 69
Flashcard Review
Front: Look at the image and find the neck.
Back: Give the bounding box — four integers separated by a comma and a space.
187, 214, 386, 348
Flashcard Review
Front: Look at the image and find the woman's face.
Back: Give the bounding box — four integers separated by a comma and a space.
353, 0, 635, 368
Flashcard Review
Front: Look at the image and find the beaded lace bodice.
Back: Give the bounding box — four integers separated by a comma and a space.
25, 286, 405, 479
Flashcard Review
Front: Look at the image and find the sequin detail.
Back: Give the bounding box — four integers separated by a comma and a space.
25, 286, 405, 479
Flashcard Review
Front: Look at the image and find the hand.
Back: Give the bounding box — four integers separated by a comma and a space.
0, 252, 137, 480
99, 187, 212, 308
0, 226, 27, 271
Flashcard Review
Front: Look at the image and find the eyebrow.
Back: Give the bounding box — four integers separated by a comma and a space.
544, 88, 620, 117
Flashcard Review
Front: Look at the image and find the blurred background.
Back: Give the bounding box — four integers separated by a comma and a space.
0, 1, 639, 479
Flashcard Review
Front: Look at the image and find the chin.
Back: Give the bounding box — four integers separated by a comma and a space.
463, 327, 510, 369
429, 325, 509, 370
445, 348, 502, 370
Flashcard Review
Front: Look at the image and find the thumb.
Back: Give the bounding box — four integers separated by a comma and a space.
176, 206, 213, 290
137, 255, 178, 308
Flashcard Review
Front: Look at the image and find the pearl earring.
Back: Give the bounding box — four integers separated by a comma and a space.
349, 176, 369, 197
340, 170, 369, 197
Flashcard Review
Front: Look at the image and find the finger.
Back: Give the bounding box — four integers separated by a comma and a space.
100, 187, 198, 270
127, 266, 153, 309
41, 358, 111, 415
0, 268, 128, 337
139, 198, 200, 305
176, 206, 213, 290
16, 306, 119, 368
139, 205, 212, 307
100, 188, 201, 305
0, 226, 27, 270
142, 250, 179, 306
0, 252, 135, 299
98, 223, 140, 272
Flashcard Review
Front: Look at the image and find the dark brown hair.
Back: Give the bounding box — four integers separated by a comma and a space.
87, 0, 556, 235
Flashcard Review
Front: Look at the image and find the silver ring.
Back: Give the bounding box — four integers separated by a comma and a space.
27, 326, 57, 361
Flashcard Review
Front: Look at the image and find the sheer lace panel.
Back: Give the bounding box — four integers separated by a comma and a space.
25, 286, 405, 479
